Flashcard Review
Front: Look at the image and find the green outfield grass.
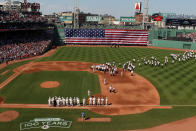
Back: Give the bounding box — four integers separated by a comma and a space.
1, 107, 196, 131
0, 71, 100, 104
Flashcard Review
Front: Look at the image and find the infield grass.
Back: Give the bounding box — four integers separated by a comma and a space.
0, 71, 100, 104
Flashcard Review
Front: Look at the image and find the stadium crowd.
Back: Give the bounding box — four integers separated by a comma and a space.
0, 11, 44, 23
183, 32, 196, 42
0, 39, 51, 63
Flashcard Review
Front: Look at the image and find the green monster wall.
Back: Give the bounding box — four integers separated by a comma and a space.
152, 39, 196, 50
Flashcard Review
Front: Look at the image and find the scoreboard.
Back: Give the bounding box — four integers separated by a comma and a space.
166, 19, 196, 26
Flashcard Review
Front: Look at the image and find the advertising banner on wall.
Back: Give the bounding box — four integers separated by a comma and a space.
135, 2, 142, 13
86, 16, 102, 22
120, 17, 136, 23
59, 16, 73, 24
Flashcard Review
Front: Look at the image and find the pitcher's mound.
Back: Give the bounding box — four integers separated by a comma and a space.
40, 81, 60, 88
0, 111, 19, 122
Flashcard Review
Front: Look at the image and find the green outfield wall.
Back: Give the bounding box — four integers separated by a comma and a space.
152, 39, 196, 50
149, 29, 196, 41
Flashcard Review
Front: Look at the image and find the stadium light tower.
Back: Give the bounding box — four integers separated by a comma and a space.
74, 0, 79, 28
142, 0, 149, 29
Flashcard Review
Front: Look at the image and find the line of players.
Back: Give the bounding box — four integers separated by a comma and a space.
48, 96, 108, 107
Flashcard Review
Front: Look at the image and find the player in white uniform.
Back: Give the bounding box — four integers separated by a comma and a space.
56, 98, 60, 107
92, 97, 96, 106
82, 98, 86, 106
104, 78, 107, 85
69, 97, 73, 106
101, 97, 104, 105
77, 97, 80, 106
62, 97, 65, 106
88, 90, 91, 97
105, 97, 108, 106
65, 97, 69, 106
97, 97, 101, 106
48, 97, 51, 107
109, 85, 112, 93
89, 97, 92, 105
131, 70, 134, 76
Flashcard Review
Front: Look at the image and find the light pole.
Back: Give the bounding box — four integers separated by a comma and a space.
74, 0, 79, 28
142, 0, 149, 30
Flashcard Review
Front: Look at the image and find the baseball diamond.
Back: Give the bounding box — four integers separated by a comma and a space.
1, 0, 196, 130
1, 46, 196, 131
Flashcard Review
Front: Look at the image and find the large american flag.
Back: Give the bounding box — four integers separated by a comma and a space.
64, 29, 148, 45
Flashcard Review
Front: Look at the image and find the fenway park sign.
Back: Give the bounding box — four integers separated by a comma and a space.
20, 118, 72, 130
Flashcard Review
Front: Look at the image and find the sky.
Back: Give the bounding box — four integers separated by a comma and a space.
2, 0, 196, 18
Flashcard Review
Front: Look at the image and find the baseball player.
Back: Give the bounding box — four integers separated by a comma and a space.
101, 97, 104, 105
62, 97, 65, 106
89, 97, 92, 105
50, 97, 54, 107
113, 88, 116, 93
88, 90, 91, 97
65, 97, 69, 106
56, 98, 60, 107
109, 85, 112, 93
105, 97, 108, 106
131, 70, 134, 76
82, 98, 86, 106
104, 78, 107, 85
73, 97, 76, 106
69, 97, 73, 106
59, 98, 63, 107
77, 97, 80, 106
48, 97, 51, 107
92, 97, 96, 106
97, 97, 101, 106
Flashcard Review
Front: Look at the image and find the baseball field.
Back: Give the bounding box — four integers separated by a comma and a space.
1, 46, 196, 131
